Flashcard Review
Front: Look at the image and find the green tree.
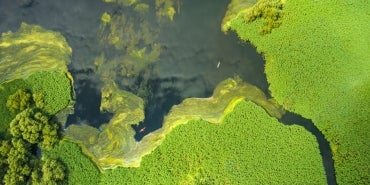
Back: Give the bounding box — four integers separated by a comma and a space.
3, 138, 33, 185
6, 89, 32, 113
40, 123, 59, 151
0, 140, 11, 180
243, 0, 284, 34
41, 158, 66, 184
32, 93, 45, 109
3, 88, 64, 184
9, 108, 60, 151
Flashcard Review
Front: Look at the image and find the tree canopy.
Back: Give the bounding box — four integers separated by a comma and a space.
9, 108, 59, 150
6, 89, 32, 113
1, 89, 66, 184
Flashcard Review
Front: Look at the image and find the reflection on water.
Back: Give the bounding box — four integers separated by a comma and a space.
0, 0, 267, 135
65, 71, 113, 128
134, 0, 268, 139
0, 0, 336, 181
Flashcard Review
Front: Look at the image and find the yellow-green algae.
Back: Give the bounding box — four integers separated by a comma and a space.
0, 23, 72, 83
95, 0, 174, 106
51, 100, 326, 184
100, 12, 111, 24
97, 1, 162, 82
0, 23, 74, 138
65, 77, 285, 170
103, 0, 137, 7
223, 0, 370, 183
155, 0, 177, 21
70, 2, 181, 169
102, 101, 325, 184
65, 80, 144, 169
134, 3, 150, 14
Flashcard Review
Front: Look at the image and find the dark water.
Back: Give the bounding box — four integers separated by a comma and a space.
280, 113, 337, 185
0, 0, 267, 131
132, 0, 269, 138
0, 0, 336, 184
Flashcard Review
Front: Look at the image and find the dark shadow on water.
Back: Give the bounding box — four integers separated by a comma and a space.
66, 70, 113, 128
280, 112, 337, 185
132, 76, 212, 140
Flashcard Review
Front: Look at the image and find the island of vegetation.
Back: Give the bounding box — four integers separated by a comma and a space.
222, 0, 370, 184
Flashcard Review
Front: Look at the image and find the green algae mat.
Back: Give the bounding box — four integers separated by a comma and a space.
46, 100, 326, 184
222, 0, 370, 184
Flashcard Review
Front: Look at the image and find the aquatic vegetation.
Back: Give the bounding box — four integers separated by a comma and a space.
96, 0, 173, 104
100, 12, 111, 24
0, 23, 71, 83
104, 0, 137, 7
134, 3, 150, 14
65, 77, 285, 170
103, 0, 178, 21
223, 0, 370, 183
51, 99, 325, 184
99, 101, 325, 184
155, 0, 177, 21
65, 80, 144, 169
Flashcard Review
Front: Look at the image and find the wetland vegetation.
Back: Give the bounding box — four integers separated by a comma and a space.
0, 0, 369, 184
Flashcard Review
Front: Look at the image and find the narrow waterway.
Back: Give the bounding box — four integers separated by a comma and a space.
280, 112, 337, 185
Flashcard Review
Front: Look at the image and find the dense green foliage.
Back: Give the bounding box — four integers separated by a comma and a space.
25, 72, 73, 115
0, 140, 11, 177
31, 158, 66, 185
6, 89, 32, 113
10, 108, 59, 150
0, 71, 73, 138
244, 0, 284, 34
43, 141, 100, 185
0, 23, 74, 184
1, 139, 66, 185
224, 0, 370, 183
0, 89, 67, 184
0, 85, 70, 184
99, 101, 325, 184
0, 80, 27, 137
3, 138, 34, 185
